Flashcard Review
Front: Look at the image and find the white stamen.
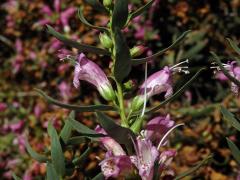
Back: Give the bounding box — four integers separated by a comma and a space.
170, 59, 189, 70
141, 62, 148, 117
157, 123, 184, 150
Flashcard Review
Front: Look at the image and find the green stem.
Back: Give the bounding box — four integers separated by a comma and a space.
116, 82, 128, 127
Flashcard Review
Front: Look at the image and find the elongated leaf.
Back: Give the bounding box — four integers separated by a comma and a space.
174, 155, 212, 180
35, 88, 116, 112
96, 112, 136, 151
221, 106, 240, 131
69, 117, 105, 138
48, 122, 65, 176
46, 162, 59, 180
226, 137, 240, 164
226, 38, 240, 56
67, 136, 87, 145
25, 140, 48, 163
112, 0, 128, 30
72, 147, 91, 165
60, 112, 74, 144
113, 27, 131, 82
46, 25, 110, 55
211, 52, 240, 87
128, 0, 155, 21
92, 172, 104, 180
84, 0, 107, 12
12, 173, 21, 180
78, 7, 108, 32
133, 68, 204, 116
131, 30, 191, 65
181, 40, 207, 59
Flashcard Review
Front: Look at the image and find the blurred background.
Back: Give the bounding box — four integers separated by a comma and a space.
1, 0, 240, 179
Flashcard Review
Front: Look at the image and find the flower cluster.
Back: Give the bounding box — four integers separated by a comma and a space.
96, 115, 178, 179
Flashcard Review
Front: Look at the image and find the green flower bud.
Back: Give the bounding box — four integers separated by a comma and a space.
131, 96, 144, 112
103, 0, 112, 8
130, 45, 146, 57
124, 80, 136, 91
130, 116, 144, 134
99, 33, 113, 49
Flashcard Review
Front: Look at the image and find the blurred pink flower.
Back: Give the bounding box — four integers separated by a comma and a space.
0, 102, 7, 112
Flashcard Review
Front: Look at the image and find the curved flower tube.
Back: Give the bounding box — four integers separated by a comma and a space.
145, 114, 175, 143
131, 60, 189, 111
73, 53, 115, 101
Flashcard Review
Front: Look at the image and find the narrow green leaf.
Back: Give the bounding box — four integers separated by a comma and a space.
226, 137, 240, 164
78, 7, 108, 32
96, 112, 136, 151
60, 112, 75, 144
221, 106, 240, 131
112, 0, 128, 29
46, 25, 110, 55
133, 68, 204, 116
128, 0, 155, 21
174, 155, 212, 180
181, 40, 207, 59
210, 51, 240, 87
48, 122, 65, 176
12, 173, 21, 180
66, 136, 87, 145
35, 88, 116, 112
132, 30, 191, 65
72, 147, 91, 165
113, 27, 131, 82
46, 162, 59, 180
25, 140, 48, 163
226, 38, 240, 56
92, 172, 104, 180
84, 0, 107, 12
68, 116, 105, 138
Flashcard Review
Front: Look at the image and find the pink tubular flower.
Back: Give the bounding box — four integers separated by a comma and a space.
158, 150, 176, 173
145, 114, 175, 143
131, 137, 159, 180
0, 102, 7, 112
96, 126, 133, 178
95, 125, 126, 156
214, 61, 240, 95
73, 53, 115, 101
100, 153, 132, 179
131, 60, 189, 111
